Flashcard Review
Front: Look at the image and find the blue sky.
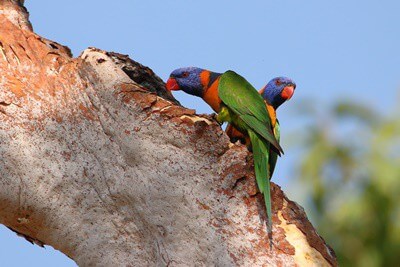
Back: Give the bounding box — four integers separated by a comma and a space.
1, 1, 399, 266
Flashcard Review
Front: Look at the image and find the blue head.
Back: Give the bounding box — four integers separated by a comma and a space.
261, 77, 296, 109
166, 67, 205, 97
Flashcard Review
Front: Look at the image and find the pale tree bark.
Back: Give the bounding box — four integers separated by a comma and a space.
0, 1, 337, 266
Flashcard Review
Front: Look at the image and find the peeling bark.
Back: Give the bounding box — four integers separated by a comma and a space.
0, 1, 337, 266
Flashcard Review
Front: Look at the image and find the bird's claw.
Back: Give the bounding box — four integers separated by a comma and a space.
211, 113, 223, 126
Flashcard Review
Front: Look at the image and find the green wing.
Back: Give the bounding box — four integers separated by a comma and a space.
218, 71, 283, 155
269, 119, 280, 178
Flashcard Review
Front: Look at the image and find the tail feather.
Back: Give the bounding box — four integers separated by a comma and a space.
248, 130, 273, 240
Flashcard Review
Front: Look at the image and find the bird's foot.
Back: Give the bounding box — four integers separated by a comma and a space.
211, 113, 223, 126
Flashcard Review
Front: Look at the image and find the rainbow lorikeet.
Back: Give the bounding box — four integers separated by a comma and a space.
166, 67, 284, 238
226, 77, 296, 177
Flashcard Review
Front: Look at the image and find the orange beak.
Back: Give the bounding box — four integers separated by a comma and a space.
281, 85, 295, 100
166, 77, 180, 91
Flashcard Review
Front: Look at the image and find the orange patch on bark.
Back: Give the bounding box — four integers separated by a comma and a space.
7, 75, 26, 98
196, 200, 211, 210
78, 103, 97, 121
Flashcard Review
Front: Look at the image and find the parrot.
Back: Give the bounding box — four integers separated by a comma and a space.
226, 77, 296, 177
166, 67, 284, 240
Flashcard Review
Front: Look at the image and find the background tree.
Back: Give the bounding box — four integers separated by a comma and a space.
292, 99, 400, 266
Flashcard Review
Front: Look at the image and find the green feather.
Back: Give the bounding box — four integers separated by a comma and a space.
248, 130, 269, 192
217, 70, 278, 240
268, 120, 281, 178
218, 71, 283, 155
248, 130, 272, 235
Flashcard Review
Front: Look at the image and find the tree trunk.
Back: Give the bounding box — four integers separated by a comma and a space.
0, 1, 337, 266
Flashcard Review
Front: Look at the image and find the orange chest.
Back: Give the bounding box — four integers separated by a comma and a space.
266, 102, 277, 128
203, 81, 222, 112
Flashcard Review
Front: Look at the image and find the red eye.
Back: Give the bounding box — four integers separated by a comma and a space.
275, 80, 282, 86
182, 72, 189, 78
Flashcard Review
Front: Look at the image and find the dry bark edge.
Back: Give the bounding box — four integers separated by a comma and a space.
0, 1, 337, 266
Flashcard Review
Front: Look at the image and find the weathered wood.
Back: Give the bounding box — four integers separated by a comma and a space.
0, 1, 336, 266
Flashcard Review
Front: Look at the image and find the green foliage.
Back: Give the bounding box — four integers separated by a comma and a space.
292, 99, 400, 266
